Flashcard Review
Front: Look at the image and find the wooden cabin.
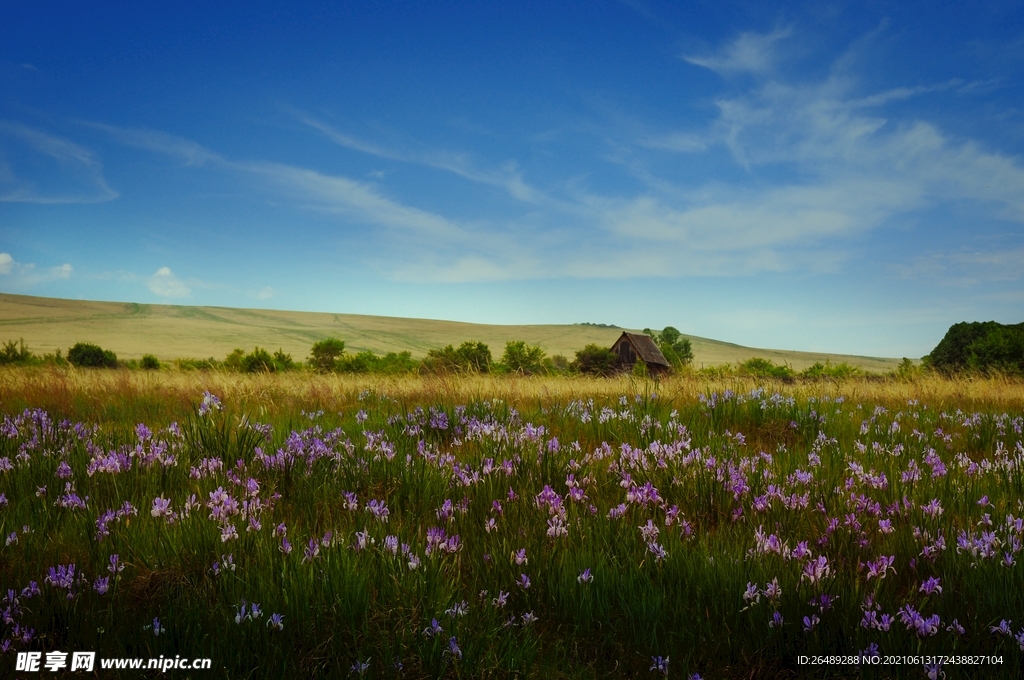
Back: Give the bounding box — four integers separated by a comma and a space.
611, 332, 671, 374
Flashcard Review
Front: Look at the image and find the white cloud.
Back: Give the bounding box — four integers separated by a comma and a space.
683, 27, 793, 75
0, 121, 118, 203
0, 252, 74, 287
148, 267, 191, 298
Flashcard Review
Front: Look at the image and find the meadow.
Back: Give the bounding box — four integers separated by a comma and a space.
1, 368, 1023, 679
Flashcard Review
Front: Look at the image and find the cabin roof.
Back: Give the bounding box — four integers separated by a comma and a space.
615, 332, 670, 367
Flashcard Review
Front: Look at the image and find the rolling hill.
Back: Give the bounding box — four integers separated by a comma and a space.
0, 293, 903, 372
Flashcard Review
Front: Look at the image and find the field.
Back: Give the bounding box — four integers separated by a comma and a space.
0, 293, 904, 372
1, 368, 1023, 679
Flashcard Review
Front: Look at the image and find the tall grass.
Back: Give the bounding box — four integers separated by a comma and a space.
0, 367, 1022, 678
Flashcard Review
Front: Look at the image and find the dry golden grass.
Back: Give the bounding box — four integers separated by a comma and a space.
2, 366, 1021, 424
0, 292, 904, 371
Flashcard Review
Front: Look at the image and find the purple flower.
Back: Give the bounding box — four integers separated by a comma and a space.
512, 548, 528, 565
518, 573, 531, 590
93, 577, 109, 595
423, 618, 443, 637
991, 619, 1013, 636
650, 655, 669, 676
446, 635, 462, 660
267, 613, 284, 631
919, 576, 942, 595
769, 611, 783, 628
151, 496, 172, 518
802, 614, 820, 632
578, 568, 593, 584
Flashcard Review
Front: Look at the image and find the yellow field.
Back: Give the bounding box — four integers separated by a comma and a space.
0, 292, 904, 371
3, 367, 1021, 424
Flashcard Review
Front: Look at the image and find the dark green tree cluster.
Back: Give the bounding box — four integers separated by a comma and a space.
571, 344, 619, 376
68, 342, 118, 368
224, 347, 296, 373
307, 338, 417, 375
643, 326, 694, 368
421, 341, 492, 374
927, 321, 1024, 374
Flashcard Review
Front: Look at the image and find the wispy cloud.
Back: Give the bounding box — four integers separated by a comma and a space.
898, 248, 1024, 285
683, 27, 793, 75
0, 121, 118, 203
293, 111, 554, 205
148, 266, 191, 298
0, 252, 73, 288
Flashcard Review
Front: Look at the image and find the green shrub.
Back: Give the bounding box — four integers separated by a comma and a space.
309, 338, 346, 373
738, 357, 794, 381
501, 340, 546, 375
0, 339, 34, 365
67, 342, 118, 368
224, 348, 246, 371
421, 341, 492, 374
801, 360, 860, 381
273, 349, 296, 371
176, 357, 218, 371
241, 347, 276, 373
544, 354, 570, 374
572, 344, 619, 376
140, 354, 161, 370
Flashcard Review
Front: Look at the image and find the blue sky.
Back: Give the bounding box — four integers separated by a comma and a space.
2, 1, 1023, 358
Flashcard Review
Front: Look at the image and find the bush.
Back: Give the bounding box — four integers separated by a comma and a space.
273, 349, 296, 371
241, 347, 276, 373
572, 344, 619, 376
801, 361, 860, 381
0, 339, 33, 365
140, 354, 161, 370
224, 349, 246, 371
422, 341, 492, 374
545, 354, 570, 374
176, 358, 217, 371
501, 340, 546, 375
309, 338, 346, 373
67, 342, 118, 368
738, 357, 794, 381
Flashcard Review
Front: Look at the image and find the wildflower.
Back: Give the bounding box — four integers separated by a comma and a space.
946, 619, 965, 635
492, 591, 509, 608
860, 642, 880, 659
865, 555, 896, 581
446, 636, 462, 660
521, 611, 538, 625
801, 556, 831, 584
407, 554, 421, 570
303, 538, 320, 562
578, 568, 593, 584
990, 619, 1013, 636
220, 523, 238, 542
198, 391, 222, 416
423, 618, 443, 637
280, 537, 293, 554
250, 602, 262, 619
646, 541, 668, 562
383, 535, 399, 555
802, 614, 820, 632
924, 661, 944, 680
350, 659, 370, 676
94, 577, 109, 595
445, 601, 468, 618
274, 523, 288, 538
1015, 628, 1024, 651
649, 656, 669, 676
235, 601, 248, 624
518, 573, 531, 589
108, 554, 124, 575
769, 611, 783, 628
152, 617, 165, 636
484, 517, 497, 533
512, 548, 528, 565
151, 496, 172, 518
639, 520, 660, 542
5, 532, 16, 546
267, 613, 284, 631
919, 576, 942, 595
764, 577, 781, 601
742, 582, 761, 605
366, 499, 389, 522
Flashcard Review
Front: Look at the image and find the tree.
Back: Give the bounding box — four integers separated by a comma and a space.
421, 341, 492, 373
0, 339, 33, 365
141, 354, 161, 370
501, 340, 546, 375
572, 344, 619, 376
308, 338, 346, 373
241, 347, 276, 373
644, 326, 694, 368
68, 342, 118, 368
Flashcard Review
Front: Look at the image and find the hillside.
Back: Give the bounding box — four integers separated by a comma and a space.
0, 293, 903, 372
